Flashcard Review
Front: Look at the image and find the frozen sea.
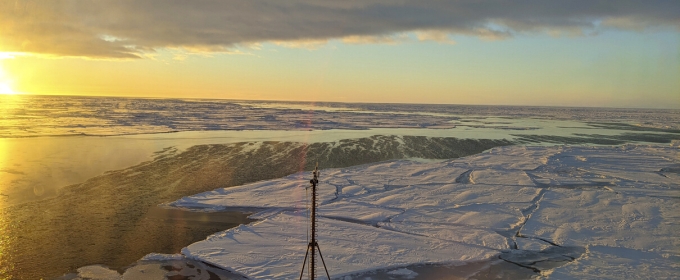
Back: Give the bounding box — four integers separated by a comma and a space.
0, 95, 678, 279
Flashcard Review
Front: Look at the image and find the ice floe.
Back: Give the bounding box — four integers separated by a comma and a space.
58, 254, 248, 280
167, 144, 679, 279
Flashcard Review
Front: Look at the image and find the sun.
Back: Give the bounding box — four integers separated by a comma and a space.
0, 83, 15, 95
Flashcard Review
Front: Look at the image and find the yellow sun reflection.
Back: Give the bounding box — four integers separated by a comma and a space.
0, 139, 18, 277
0, 139, 8, 203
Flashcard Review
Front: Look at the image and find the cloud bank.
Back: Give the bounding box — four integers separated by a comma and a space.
1, 0, 678, 58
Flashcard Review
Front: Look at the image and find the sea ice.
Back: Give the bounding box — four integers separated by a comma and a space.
183, 213, 496, 279
59, 254, 246, 280
168, 144, 679, 279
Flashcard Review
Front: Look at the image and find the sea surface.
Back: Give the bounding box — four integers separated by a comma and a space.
0, 94, 678, 279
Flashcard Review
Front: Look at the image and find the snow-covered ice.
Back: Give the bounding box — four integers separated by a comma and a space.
167, 144, 680, 279
183, 213, 497, 279
58, 253, 248, 280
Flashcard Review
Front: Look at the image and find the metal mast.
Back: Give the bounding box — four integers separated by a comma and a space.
299, 163, 331, 280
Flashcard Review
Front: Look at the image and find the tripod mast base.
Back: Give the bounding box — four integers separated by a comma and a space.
299, 241, 331, 280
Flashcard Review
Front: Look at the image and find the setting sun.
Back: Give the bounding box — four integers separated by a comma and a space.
0, 62, 18, 95
0, 83, 15, 95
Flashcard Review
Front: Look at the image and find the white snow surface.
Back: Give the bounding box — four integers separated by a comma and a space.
169, 144, 680, 279
60, 254, 241, 280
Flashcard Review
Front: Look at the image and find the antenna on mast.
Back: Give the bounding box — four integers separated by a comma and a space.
299, 163, 331, 280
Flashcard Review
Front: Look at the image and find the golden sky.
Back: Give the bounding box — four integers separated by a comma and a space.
1, 1, 678, 108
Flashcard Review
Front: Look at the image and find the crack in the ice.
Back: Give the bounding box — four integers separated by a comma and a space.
498, 255, 541, 273
318, 182, 344, 204
504, 185, 556, 251
520, 236, 560, 247
498, 246, 585, 275
516, 188, 547, 237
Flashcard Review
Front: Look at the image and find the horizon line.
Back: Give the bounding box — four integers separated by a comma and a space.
8, 92, 680, 111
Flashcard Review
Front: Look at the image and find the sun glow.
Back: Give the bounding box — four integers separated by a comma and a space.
0, 62, 18, 94
0, 83, 15, 95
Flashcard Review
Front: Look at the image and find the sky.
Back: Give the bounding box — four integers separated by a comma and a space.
0, 0, 678, 108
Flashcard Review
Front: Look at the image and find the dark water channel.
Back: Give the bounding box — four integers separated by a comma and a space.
55, 208, 253, 280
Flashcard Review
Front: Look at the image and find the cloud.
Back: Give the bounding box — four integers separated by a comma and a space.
342, 34, 409, 45
415, 30, 456, 44
273, 39, 330, 50
1, 0, 677, 59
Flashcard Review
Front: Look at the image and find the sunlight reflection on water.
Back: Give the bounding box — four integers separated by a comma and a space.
0, 212, 16, 278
